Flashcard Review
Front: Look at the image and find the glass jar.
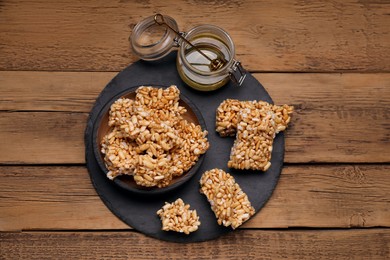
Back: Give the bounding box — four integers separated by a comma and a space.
129, 14, 246, 91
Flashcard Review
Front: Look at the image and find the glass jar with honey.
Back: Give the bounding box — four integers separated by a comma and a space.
129, 14, 246, 91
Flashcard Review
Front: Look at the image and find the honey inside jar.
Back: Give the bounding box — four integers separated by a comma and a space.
185, 42, 229, 72
177, 28, 235, 91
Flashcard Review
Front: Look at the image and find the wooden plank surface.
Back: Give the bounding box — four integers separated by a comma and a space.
1, 0, 389, 258
0, 0, 389, 72
1, 165, 388, 231
1, 230, 389, 259
1, 72, 389, 164
0, 112, 88, 164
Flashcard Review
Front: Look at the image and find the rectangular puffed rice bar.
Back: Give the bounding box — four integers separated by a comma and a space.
200, 169, 255, 229
216, 99, 293, 137
228, 105, 276, 171
157, 198, 201, 234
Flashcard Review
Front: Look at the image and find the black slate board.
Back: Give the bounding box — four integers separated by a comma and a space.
85, 52, 284, 243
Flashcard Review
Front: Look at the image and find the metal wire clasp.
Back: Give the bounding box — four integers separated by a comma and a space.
173, 32, 186, 47
229, 60, 246, 86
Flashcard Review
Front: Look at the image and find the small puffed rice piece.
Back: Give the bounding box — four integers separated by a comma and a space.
157, 198, 201, 235
200, 169, 255, 229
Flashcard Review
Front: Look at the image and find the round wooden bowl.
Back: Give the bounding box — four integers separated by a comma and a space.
92, 85, 207, 196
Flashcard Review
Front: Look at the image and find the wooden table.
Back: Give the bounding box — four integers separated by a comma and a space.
1, 1, 389, 259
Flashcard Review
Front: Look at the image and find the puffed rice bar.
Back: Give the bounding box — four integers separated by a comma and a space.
200, 169, 255, 229
157, 198, 201, 235
169, 119, 210, 177
216, 99, 293, 137
215, 99, 248, 137
228, 106, 276, 171
100, 127, 138, 180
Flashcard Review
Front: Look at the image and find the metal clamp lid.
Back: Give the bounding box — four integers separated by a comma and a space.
229, 60, 247, 86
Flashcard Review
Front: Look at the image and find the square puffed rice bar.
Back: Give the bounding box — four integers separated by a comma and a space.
200, 169, 255, 229
216, 99, 293, 171
215, 99, 246, 137
157, 198, 201, 235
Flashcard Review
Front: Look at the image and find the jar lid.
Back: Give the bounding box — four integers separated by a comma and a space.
129, 15, 179, 61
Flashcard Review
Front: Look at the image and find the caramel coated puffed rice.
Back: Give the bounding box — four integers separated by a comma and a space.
216, 99, 293, 171
200, 169, 255, 229
157, 198, 201, 234
101, 85, 209, 188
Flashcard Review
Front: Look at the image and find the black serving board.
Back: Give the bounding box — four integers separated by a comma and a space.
85, 52, 284, 243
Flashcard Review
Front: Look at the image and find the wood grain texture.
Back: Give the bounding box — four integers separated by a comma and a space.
0, 71, 114, 112
1, 1, 389, 257
1, 230, 389, 259
0, 112, 88, 164
0, 72, 389, 164
0, 165, 388, 231
0, 0, 389, 72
